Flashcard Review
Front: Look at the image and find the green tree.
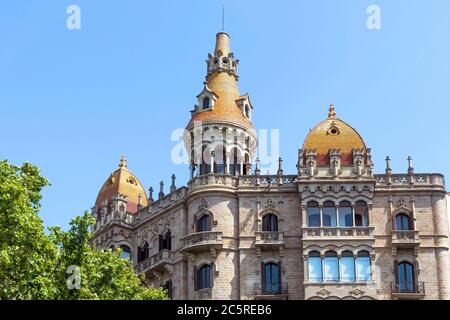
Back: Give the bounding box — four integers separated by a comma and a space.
0, 160, 167, 300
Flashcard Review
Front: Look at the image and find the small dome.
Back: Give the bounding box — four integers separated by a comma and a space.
302, 105, 367, 166
95, 156, 148, 213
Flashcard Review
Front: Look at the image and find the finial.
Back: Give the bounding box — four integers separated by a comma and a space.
148, 187, 154, 203
170, 174, 177, 193
138, 193, 142, 208
119, 155, 127, 168
385, 156, 392, 175
255, 157, 261, 176
159, 181, 164, 200
407, 156, 414, 175
277, 157, 283, 176
328, 104, 336, 118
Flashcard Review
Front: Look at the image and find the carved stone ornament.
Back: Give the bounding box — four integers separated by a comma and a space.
348, 288, 365, 297
316, 288, 332, 297
199, 199, 208, 210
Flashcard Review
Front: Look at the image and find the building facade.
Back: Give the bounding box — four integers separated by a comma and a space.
91, 32, 450, 300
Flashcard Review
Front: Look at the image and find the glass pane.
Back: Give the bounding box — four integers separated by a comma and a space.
307, 206, 321, 227
309, 257, 322, 283
324, 257, 339, 282
323, 205, 337, 227
339, 206, 353, 227
341, 256, 355, 282
357, 257, 371, 282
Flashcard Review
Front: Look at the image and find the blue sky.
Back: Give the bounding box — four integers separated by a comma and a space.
1, 0, 449, 229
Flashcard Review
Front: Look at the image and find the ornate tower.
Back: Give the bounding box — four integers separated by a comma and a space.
184, 32, 257, 179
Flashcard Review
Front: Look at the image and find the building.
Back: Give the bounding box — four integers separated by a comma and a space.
91, 32, 450, 300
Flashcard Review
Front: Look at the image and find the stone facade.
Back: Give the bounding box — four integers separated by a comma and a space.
91, 32, 450, 300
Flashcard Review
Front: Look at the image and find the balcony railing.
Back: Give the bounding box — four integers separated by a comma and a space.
391, 282, 425, 295
392, 230, 419, 242
135, 249, 172, 274
180, 231, 223, 254
197, 288, 212, 300
255, 231, 284, 248
254, 283, 288, 297
302, 227, 373, 238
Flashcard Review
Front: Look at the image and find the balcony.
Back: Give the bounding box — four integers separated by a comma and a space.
180, 231, 223, 256
255, 231, 284, 249
391, 282, 425, 300
254, 283, 288, 300
135, 249, 172, 274
302, 227, 374, 240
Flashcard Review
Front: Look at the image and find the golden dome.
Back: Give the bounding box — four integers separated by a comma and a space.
302, 105, 367, 166
187, 32, 252, 131
95, 156, 148, 213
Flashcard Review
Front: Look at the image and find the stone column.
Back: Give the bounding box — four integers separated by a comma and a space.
432, 194, 450, 299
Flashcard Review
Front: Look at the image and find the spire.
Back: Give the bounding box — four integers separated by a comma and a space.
119, 155, 127, 168
328, 104, 336, 118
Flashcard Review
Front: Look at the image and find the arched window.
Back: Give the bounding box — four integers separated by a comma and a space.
322, 201, 337, 227
163, 280, 173, 299
341, 251, 355, 282
229, 148, 239, 176
338, 201, 353, 227
324, 251, 339, 282
396, 261, 415, 293
202, 97, 210, 109
197, 214, 211, 232
243, 154, 250, 175
308, 251, 322, 283
355, 201, 369, 227
307, 202, 321, 227
357, 251, 371, 282
159, 230, 172, 251
119, 245, 131, 260
262, 213, 278, 232
395, 213, 412, 231
196, 264, 212, 290
137, 241, 149, 262
213, 145, 226, 174
200, 146, 211, 175
263, 262, 281, 294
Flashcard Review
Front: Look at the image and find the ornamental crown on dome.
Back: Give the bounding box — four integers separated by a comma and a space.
206, 32, 239, 80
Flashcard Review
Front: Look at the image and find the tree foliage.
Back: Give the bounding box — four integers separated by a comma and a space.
0, 160, 167, 300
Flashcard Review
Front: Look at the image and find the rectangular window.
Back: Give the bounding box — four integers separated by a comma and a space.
357, 257, 371, 282
341, 257, 356, 282
324, 257, 339, 282
308, 257, 323, 283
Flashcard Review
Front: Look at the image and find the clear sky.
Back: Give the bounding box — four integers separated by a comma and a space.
1, 0, 449, 229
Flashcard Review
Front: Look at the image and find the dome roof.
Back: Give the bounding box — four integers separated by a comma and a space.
302, 105, 367, 166
187, 32, 253, 131
95, 156, 148, 213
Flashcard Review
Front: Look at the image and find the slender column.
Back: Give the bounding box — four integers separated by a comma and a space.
210, 151, 215, 174
335, 204, 340, 228
239, 161, 243, 175
196, 158, 201, 177
354, 254, 358, 282
301, 205, 307, 228
225, 152, 230, 175
321, 254, 325, 283
352, 203, 356, 227
319, 205, 323, 228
